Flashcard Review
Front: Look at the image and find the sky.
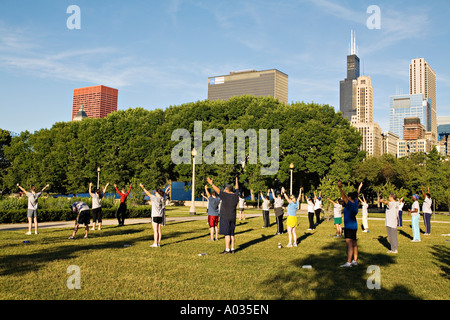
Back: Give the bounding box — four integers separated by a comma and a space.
0, 0, 449, 134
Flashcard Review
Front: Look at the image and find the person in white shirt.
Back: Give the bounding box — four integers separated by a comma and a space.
421, 186, 432, 235
272, 189, 285, 235
17, 183, 49, 235
408, 194, 421, 242
359, 194, 369, 232
314, 191, 322, 225
261, 190, 271, 228
327, 198, 343, 237
238, 193, 246, 220
380, 194, 399, 254
89, 182, 109, 231
307, 197, 315, 230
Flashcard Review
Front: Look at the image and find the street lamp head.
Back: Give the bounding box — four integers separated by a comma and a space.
97, 167, 101, 172
290, 163, 294, 169
192, 148, 197, 157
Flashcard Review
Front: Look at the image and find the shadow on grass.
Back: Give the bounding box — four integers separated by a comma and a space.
261, 240, 422, 300
0, 229, 151, 276
429, 245, 450, 281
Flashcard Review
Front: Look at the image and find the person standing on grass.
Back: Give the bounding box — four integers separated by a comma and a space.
281, 186, 302, 247
359, 194, 369, 233
89, 182, 109, 231
114, 183, 132, 226
238, 193, 246, 220
207, 176, 240, 254
326, 198, 343, 237
408, 194, 421, 242
140, 184, 165, 248
314, 191, 322, 225
17, 183, 49, 235
272, 189, 284, 235
338, 181, 363, 267
398, 197, 404, 228
421, 186, 433, 235
380, 194, 399, 254
307, 196, 315, 231
203, 185, 221, 241
69, 201, 91, 240
261, 190, 271, 228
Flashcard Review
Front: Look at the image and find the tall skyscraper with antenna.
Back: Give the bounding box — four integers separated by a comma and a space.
340, 30, 360, 121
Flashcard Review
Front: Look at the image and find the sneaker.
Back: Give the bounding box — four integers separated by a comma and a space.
351, 260, 358, 266
25, 231, 31, 235
286, 243, 293, 247
340, 262, 352, 268
220, 249, 231, 254
293, 242, 298, 247
150, 243, 159, 248
387, 250, 398, 254
83, 235, 88, 239
68, 236, 75, 240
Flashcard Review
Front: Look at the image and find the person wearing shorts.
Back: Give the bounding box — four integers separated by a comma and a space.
69, 201, 91, 239
207, 176, 239, 254
282, 186, 302, 247
17, 183, 49, 235
204, 185, 221, 241
89, 182, 109, 231
140, 184, 165, 247
327, 198, 343, 237
272, 189, 284, 235
338, 181, 363, 267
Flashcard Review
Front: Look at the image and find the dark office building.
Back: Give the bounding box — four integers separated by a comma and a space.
340, 30, 360, 121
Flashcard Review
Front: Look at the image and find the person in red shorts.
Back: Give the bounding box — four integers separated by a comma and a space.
202, 185, 221, 241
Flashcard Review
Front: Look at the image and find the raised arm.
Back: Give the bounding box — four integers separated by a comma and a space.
297, 187, 303, 203
207, 177, 221, 195
102, 183, 110, 194
235, 176, 239, 191
200, 193, 208, 201
281, 187, 291, 203
89, 183, 94, 197
16, 184, 27, 195
41, 184, 50, 193
357, 182, 363, 195
204, 185, 211, 198
421, 186, 426, 198
139, 183, 152, 198
327, 198, 336, 205
337, 181, 349, 204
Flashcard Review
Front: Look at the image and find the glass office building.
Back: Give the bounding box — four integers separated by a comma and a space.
389, 94, 431, 139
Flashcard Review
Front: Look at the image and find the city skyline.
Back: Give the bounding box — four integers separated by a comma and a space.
1, 0, 449, 134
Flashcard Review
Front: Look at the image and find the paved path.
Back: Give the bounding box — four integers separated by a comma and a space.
1, 213, 448, 232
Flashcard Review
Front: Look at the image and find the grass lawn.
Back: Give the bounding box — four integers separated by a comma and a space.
0, 208, 449, 300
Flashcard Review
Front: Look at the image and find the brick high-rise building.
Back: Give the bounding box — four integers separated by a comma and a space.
72, 85, 118, 120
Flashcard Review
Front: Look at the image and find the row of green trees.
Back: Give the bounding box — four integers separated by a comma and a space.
1, 95, 449, 210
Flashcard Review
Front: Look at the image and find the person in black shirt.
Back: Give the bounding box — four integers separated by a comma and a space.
207, 176, 239, 254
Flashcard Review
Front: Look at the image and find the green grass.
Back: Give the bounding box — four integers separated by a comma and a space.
0, 209, 449, 300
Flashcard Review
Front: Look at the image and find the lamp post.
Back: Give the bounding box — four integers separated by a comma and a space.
190, 148, 197, 215
97, 167, 101, 189
289, 163, 294, 196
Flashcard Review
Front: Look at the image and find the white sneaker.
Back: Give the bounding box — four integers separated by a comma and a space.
286, 243, 293, 247
25, 231, 31, 235
35, 231, 38, 234
340, 262, 352, 268
150, 243, 159, 248
351, 260, 358, 266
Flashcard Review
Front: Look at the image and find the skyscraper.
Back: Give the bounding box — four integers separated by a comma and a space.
72, 85, 118, 121
350, 75, 383, 157
340, 30, 360, 121
207, 69, 288, 104
409, 58, 437, 138
389, 93, 432, 140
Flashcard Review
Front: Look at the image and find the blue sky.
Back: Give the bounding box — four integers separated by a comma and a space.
0, 0, 449, 134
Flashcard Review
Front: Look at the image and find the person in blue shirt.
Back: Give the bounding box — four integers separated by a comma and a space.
281, 186, 303, 247
338, 181, 363, 267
